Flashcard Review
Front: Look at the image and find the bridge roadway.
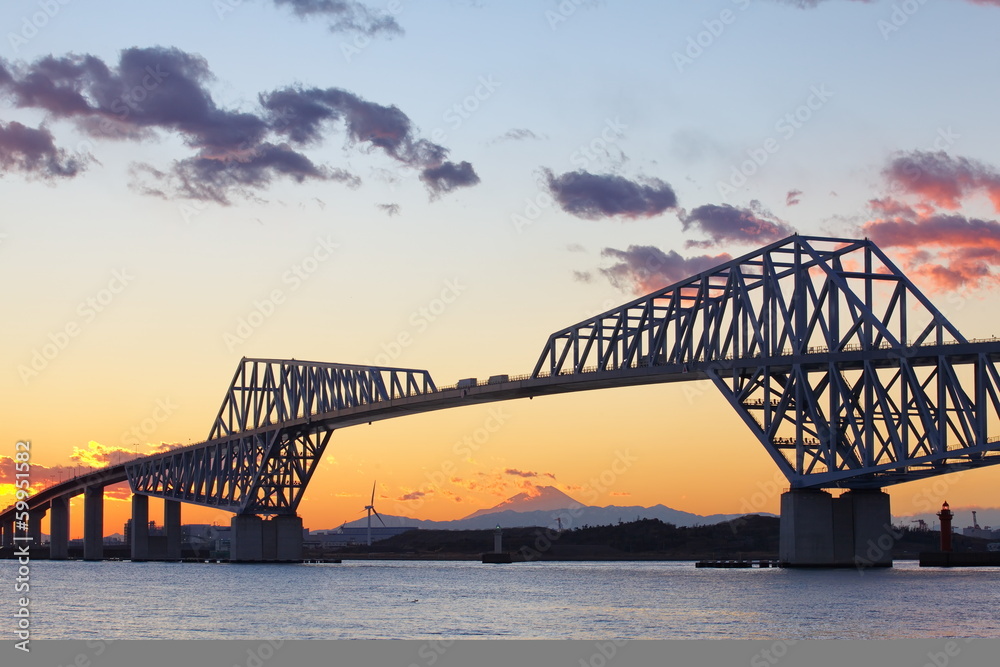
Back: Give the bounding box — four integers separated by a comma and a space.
225, 340, 1000, 436
5, 339, 1000, 534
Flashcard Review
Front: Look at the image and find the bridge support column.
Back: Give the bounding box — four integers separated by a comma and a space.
780, 489, 892, 567
164, 500, 182, 561
228, 515, 303, 562
131, 494, 149, 562
29, 508, 46, 548
83, 485, 104, 561
50, 496, 70, 560
842, 489, 893, 568
780, 490, 835, 566
273, 516, 304, 562
230, 514, 263, 562
0, 519, 11, 548
261, 519, 277, 561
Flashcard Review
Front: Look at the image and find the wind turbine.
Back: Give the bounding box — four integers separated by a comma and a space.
363, 481, 386, 546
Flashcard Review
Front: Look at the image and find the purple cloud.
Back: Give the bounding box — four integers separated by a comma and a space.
599, 245, 731, 294
0, 47, 478, 201
271, 0, 403, 36
681, 202, 794, 248
544, 170, 678, 220
0, 121, 87, 179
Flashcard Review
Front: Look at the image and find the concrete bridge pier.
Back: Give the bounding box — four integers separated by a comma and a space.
29, 507, 46, 547
130, 496, 183, 561
230, 514, 263, 562
273, 515, 304, 562
83, 485, 104, 561
230, 514, 303, 562
131, 494, 150, 561
164, 500, 182, 561
49, 496, 70, 560
780, 488, 892, 567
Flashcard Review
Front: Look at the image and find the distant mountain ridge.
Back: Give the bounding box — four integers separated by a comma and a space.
462, 485, 582, 519
332, 486, 754, 532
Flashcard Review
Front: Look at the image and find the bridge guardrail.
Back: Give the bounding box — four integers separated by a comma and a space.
527, 338, 991, 379
441, 338, 998, 390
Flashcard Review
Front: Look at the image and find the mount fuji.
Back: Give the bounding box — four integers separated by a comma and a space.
333, 486, 750, 532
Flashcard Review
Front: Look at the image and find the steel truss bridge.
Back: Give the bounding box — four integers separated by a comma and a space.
7, 236, 1000, 523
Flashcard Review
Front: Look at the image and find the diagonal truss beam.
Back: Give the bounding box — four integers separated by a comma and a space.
126, 360, 436, 515
124, 427, 334, 515
209, 359, 437, 439
531, 235, 1000, 488
531, 236, 965, 377
113, 236, 1000, 517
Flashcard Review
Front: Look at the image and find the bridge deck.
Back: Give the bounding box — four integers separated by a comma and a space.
6, 340, 1000, 524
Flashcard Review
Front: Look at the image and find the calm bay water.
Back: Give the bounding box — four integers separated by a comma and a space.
9, 560, 1000, 639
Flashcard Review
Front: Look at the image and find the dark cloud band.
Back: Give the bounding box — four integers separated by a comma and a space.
544, 169, 678, 220
0, 47, 478, 202
681, 202, 794, 248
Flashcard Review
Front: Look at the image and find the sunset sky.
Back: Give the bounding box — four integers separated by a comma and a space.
3, 0, 1000, 538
